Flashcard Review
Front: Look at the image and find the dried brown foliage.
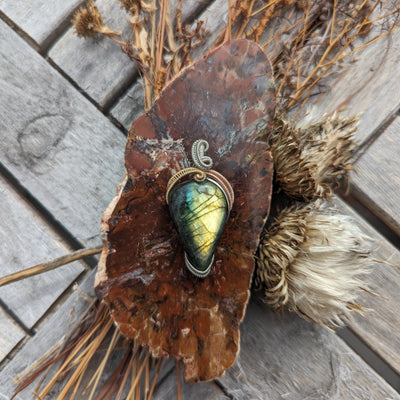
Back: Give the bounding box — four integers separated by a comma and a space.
219, 0, 400, 113
72, 0, 399, 113
72, 0, 206, 109
12, 301, 164, 400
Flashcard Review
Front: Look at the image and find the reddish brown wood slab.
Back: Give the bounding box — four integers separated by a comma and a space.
95, 39, 275, 382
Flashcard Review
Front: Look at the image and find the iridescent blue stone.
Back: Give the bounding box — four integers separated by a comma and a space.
168, 178, 229, 277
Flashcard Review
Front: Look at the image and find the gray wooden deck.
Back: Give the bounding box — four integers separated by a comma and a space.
1, 1, 400, 399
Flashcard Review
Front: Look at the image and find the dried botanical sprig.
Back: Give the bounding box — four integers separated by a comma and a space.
117, 0, 142, 15
218, 0, 400, 113
256, 202, 372, 328
72, 0, 122, 40
72, 0, 104, 38
270, 113, 358, 200
12, 300, 162, 400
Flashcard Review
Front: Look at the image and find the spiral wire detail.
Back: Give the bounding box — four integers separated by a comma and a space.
192, 139, 213, 169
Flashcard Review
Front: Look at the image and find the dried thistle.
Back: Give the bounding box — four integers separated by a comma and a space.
270, 113, 358, 200
72, 0, 122, 40
256, 202, 372, 328
72, 0, 105, 38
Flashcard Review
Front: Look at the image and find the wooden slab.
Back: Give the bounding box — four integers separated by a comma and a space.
217, 301, 400, 399
111, 0, 228, 129
351, 116, 400, 236
0, 306, 25, 364
0, 19, 126, 245
304, 28, 400, 144
0, 0, 82, 50
0, 175, 84, 329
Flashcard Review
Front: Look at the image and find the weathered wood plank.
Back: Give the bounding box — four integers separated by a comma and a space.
338, 171, 400, 375
0, 175, 84, 329
0, 19, 126, 245
304, 28, 400, 144
344, 200, 400, 373
48, 0, 136, 108
217, 301, 400, 400
110, 0, 228, 129
110, 80, 144, 131
0, 0, 82, 50
0, 306, 25, 364
351, 116, 400, 236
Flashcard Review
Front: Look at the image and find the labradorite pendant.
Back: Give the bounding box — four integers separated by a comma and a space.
168, 178, 229, 277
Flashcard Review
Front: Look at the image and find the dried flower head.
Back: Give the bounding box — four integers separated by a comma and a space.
256, 202, 372, 328
271, 113, 359, 201
72, 0, 105, 38
117, 0, 142, 15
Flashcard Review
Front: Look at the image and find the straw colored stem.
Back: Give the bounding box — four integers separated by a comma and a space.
147, 358, 163, 400
0, 246, 102, 287
126, 352, 150, 399
86, 328, 121, 400
175, 360, 182, 400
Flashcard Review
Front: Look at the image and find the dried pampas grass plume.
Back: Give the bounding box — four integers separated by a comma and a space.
256, 202, 372, 328
271, 114, 358, 200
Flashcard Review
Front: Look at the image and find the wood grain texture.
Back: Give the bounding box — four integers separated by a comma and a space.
337, 187, 400, 375
110, 80, 144, 131
304, 28, 400, 144
0, 306, 25, 364
351, 116, 400, 236
217, 301, 400, 400
0, 0, 82, 49
0, 175, 84, 329
0, 19, 126, 245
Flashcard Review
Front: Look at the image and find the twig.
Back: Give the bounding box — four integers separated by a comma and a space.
0, 246, 102, 287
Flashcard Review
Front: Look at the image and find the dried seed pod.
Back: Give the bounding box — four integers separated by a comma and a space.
72, 0, 105, 38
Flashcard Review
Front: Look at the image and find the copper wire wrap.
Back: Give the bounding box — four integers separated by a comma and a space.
166, 167, 234, 211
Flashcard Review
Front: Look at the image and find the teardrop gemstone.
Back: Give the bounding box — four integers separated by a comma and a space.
168, 178, 229, 277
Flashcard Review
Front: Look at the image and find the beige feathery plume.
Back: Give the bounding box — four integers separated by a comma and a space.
256, 202, 372, 328
271, 114, 359, 201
